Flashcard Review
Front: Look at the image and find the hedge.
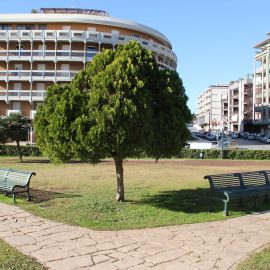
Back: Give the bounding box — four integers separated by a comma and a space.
1, 145, 270, 160
0, 145, 41, 157
178, 148, 270, 160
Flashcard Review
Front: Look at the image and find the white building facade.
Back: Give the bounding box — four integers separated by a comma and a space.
196, 84, 229, 131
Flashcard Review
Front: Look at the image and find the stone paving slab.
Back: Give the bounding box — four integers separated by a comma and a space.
1, 202, 270, 269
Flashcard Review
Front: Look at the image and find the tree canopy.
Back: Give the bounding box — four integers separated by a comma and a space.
1, 113, 29, 162
34, 40, 191, 201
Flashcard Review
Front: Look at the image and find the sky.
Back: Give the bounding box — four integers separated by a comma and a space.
1, 0, 269, 113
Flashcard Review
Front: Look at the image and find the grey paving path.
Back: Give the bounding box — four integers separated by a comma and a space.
1, 203, 270, 270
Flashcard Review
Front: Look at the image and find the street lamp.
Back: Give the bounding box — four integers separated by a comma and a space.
221, 117, 227, 160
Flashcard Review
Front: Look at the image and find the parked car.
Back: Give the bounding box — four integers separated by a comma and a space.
202, 131, 210, 139
206, 133, 214, 140
241, 132, 249, 139
261, 136, 270, 144
210, 135, 218, 142
218, 135, 227, 141
196, 132, 203, 137
255, 133, 264, 141
247, 133, 255, 140
232, 133, 239, 139
215, 140, 239, 149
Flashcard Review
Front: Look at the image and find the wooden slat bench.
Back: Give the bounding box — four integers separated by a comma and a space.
204, 170, 270, 216
0, 167, 36, 202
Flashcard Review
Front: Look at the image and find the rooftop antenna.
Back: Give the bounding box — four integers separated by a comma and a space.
71, 0, 74, 8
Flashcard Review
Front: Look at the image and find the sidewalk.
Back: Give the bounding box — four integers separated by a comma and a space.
1, 203, 270, 270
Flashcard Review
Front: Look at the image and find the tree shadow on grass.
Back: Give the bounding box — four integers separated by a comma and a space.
4, 188, 82, 204
138, 188, 270, 215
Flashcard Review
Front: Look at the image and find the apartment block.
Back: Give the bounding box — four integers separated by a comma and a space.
196, 84, 229, 131
253, 32, 270, 135
221, 79, 253, 133
0, 8, 178, 142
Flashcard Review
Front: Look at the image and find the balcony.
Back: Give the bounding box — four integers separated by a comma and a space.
7, 110, 22, 116
0, 70, 80, 82
231, 114, 238, 123
0, 90, 46, 101
0, 30, 178, 64
30, 110, 37, 120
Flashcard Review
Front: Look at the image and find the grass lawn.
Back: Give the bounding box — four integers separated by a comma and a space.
236, 245, 270, 270
1, 157, 270, 230
0, 239, 46, 270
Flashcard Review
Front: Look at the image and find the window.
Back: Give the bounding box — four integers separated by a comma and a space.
0, 24, 12, 30
133, 34, 139, 38
14, 64, 23, 70
38, 24, 47, 30
15, 45, 23, 56
88, 27, 96, 32
87, 46, 95, 57
61, 64, 69, 71
62, 26, 71, 30
37, 64, 46, 70
16, 24, 35, 30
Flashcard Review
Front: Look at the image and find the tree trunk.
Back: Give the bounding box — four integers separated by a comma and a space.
113, 156, 124, 201
16, 140, 22, 162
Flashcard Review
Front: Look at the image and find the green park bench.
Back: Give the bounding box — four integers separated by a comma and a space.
204, 170, 270, 216
0, 167, 36, 202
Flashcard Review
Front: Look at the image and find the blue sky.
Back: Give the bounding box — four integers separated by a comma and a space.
2, 0, 269, 113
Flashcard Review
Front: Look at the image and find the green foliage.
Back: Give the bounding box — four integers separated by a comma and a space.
0, 145, 41, 157
1, 113, 29, 161
34, 40, 191, 163
177, 149, 270, 160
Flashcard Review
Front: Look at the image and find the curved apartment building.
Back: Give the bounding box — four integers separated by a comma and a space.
0, 8, 177, 142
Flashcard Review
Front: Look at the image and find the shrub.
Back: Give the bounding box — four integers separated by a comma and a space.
0, 145, 41, 157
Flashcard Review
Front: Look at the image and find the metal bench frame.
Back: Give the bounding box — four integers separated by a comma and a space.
0, 167, 36, 202
204, 170, 270, 216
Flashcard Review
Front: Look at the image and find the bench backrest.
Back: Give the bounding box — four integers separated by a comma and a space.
0, 167, 10, 180
0, 168, 36, 187
204, 173, 241, 192
238, 171, 268, 188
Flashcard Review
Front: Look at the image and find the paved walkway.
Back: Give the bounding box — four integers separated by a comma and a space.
1, 203, 270, 270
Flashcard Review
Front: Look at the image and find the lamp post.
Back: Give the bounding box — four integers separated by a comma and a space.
221, 117, 227, 160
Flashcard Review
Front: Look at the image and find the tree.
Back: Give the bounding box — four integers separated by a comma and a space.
0, 118, 7, 144
34, 40, 192, 201
3, 113, 29, 162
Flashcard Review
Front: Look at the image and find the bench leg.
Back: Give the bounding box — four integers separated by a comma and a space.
238, 198, 244, 207
263, 194, 269, 203
27, 187, 31, 202
209, 197, 214, 213
223, 201, 229, 216
4, 191, 8, 196
12, 193, 16, 203
253, 197, 259, 211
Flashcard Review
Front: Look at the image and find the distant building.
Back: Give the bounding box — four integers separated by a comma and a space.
196, 84, 229, 131
221, 79, 253, 133
253, 32, 270, 135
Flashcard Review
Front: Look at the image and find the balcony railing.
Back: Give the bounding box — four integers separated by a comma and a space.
0, 70, 80, 81
0, 30, 177, 65
0, 90, 47, 101
7, 110, 22, 116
